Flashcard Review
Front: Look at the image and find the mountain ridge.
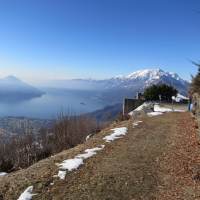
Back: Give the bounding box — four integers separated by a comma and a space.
3, 68, 189, 105
41, 68, 189, 93
0, 75, 44, 102
36, 68, 189, 105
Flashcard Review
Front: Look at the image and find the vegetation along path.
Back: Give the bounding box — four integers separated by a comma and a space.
0, 112, 200, 199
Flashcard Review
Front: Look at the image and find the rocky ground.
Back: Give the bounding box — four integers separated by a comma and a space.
0, 111, 200, 200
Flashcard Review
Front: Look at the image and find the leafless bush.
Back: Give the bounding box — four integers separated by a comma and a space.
0, 114, 100, 172
116, 112, 130, 122
46, 113, 99, 153
191, 62, 200, 94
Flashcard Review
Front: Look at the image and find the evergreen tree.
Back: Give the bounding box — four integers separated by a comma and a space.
144, 84, 177, 101
191, 62, 200, 94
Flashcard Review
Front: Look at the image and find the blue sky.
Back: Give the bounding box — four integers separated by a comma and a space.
0, 0, 199, 82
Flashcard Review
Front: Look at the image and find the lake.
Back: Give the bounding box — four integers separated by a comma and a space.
0, 88, 107, 119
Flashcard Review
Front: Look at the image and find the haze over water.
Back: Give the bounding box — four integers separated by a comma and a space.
0, 88, 105, 119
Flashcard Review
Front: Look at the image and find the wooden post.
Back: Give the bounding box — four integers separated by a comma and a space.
123, 98, 125, 116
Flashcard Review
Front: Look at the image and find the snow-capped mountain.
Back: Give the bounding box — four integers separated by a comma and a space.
43, 68, 189, 92
86, 68, 189, 103
99, 68, 189, 95
40, 68, 189, 104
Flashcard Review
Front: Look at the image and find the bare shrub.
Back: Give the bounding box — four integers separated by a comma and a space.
191, 62, 200, 95
0, 114, 100, 172
116, 112, 130, 122
49, 114, 99, 153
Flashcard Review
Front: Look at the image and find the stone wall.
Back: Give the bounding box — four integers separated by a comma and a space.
192, 93, 200, 134
192, 93, 200, 116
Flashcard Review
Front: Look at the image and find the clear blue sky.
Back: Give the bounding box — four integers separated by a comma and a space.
0, 0, 199, 82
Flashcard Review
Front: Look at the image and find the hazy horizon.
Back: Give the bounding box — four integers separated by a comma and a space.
0, 67, 195, 86
0, 0, 199, 83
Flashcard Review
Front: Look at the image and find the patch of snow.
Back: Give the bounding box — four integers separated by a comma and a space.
85, 134, 92, 141
58, 170, 67, 180
154, 105, 172, 112
59, 158, 84, 172
154, 104, 186, 113
103, 127, 128, 142
147, 112, 163, 117
177, 93, 189, 100
148, 104, 186, 117
0, 172, 7, 176
126, 68, 163, 80
169, 72, 180, 80
112, 69, 186, 88
57, 145, 105, 179
76, 146, 105, 159
134, 102, 150, 111
172, 93, 189, 102
17, 186, 36, 200
173, 109, 186, 112
133, 121, 143, 127
129, 102, 154, 116
128, 111, 134, 116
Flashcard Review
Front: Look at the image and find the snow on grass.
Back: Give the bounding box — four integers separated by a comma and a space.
103, 127, 128, 142
58, 170, 67, 180
129, 102, 151, 115
173, 109, 186, 112
17, 186, 36, 200
147, 112, 163, 117
76, 146, 105, 159
154, 104, 172, 112
57, 145, 105, 180
134, 102, 151, 111
133, 121, 143, 127
85, 134, 92, 141
129, 102, 186, 117
154, 104, 186, 113
59, 158, 84, 172
148, 104, 186, 117
0, 172, 7, 176
172, 93, 189, 102
177, 93, 189, 100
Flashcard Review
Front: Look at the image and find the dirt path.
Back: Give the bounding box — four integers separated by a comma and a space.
0, 112, 200, 199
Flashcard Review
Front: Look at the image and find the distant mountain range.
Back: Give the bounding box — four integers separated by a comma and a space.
0, 69, 190, 122
82, 69, 189, 122
0, 75, 44, 102
44, 68, 189, 92
2, 68, 189, 106
42, 68, 189, 104
103, 68, 188, 93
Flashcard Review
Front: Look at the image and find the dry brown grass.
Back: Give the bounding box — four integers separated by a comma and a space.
1, 112, 200, 200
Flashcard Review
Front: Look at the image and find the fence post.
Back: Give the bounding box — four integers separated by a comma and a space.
123, 98, 125, 116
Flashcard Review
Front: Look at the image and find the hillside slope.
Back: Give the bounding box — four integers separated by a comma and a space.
0, 112, 200, 199
0, 76, 44, 101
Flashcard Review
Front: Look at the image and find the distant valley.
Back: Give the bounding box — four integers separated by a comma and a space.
40, 68, 189, 103
0, 116, 53, 136
0, 68, 189, 120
